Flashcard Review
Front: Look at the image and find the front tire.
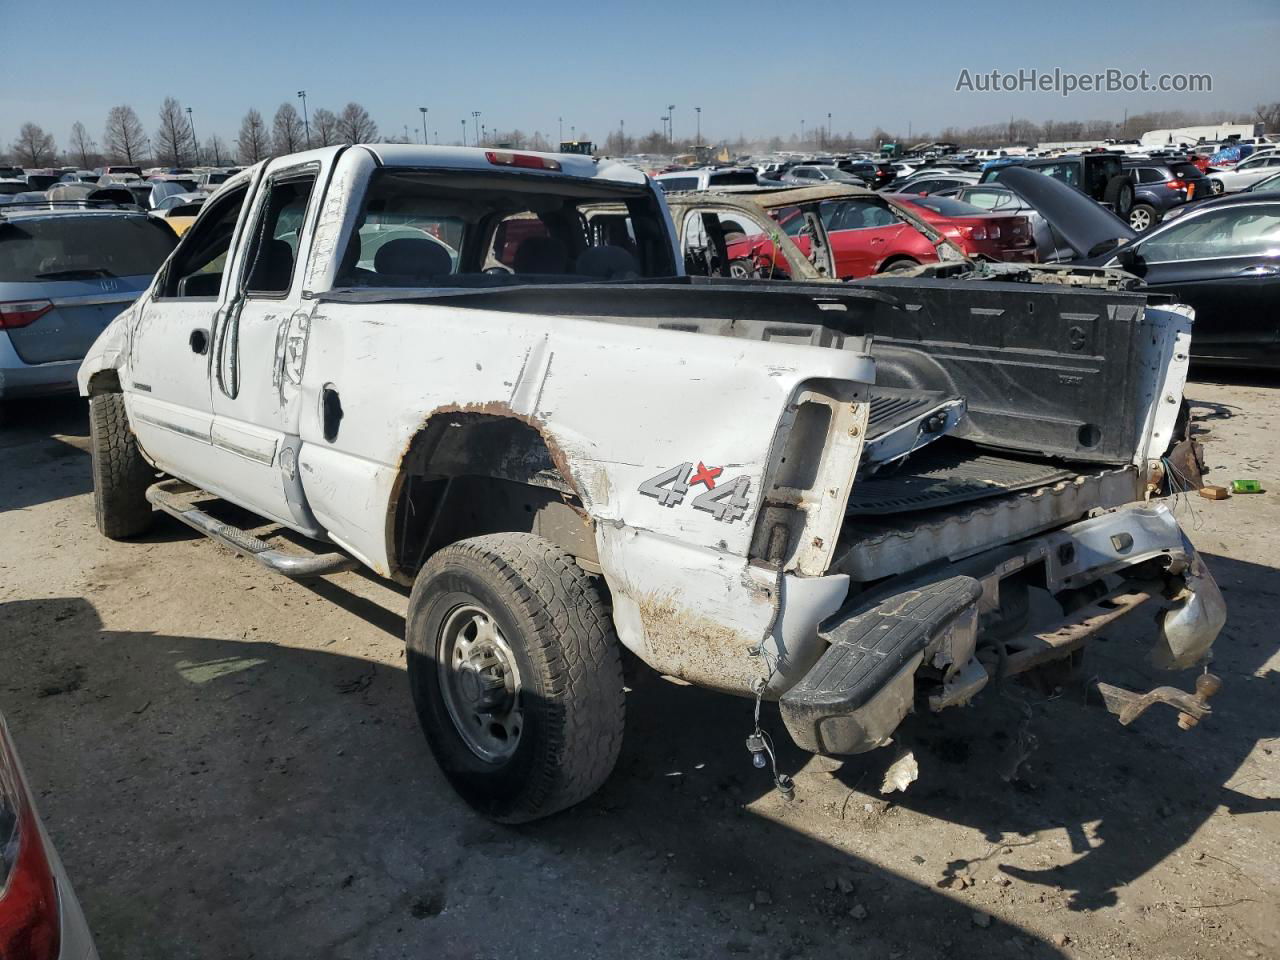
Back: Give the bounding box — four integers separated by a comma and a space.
89, 392, 154, 539
405, 533, 625, 823
1210, 178, 1225, 196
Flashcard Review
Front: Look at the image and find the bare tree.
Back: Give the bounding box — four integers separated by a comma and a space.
336, 102, 378, 144
68, 122, 97, 168
204, 134, 230, 166
311, 108, 339, 146
12, 123, 57, 167
237, 109, 271, 164
104, 105, 146, 164
1256, 102, 1280, 134
272, 102, 305, 155
154, 96, 194, 167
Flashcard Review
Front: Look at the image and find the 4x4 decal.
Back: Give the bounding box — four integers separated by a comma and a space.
638, 461, 752, 523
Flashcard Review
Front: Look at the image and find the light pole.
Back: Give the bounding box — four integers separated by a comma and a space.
826, 112, 832, 150
558, 116, 563, 145
801, 119, 805, 145
667, 104, 675, 148
419, 107, 428, 145
695, 106, 701, 146
471, 111, 481, 147
297, 90, 310, 148
461, 118, 467, 147
185, 106, 199, 166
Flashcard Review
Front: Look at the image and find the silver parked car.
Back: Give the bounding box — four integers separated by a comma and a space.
0, 204, 176, 414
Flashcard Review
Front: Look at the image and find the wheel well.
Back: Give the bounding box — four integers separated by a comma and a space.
877, 255, 920, 272
387, 413, 598, 584
85, 369, 122, 396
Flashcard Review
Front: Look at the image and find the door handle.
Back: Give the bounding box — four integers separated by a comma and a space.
189, 328, 210, 355
1238, 263, 1279, 277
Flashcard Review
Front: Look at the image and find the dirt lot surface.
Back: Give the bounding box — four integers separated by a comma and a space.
2, 374, 1278, 960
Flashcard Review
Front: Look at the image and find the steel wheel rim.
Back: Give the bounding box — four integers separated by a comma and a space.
1130, 209, 1151, 231
1212, 180, 1224, 195
437, 603, 523, 763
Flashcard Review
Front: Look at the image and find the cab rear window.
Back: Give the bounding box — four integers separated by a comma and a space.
0, 215, 177, 282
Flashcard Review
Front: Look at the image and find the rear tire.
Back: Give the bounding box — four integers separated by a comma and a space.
878, 257, 921, 273
405, 533, 625, 823
89, 392, 154, 539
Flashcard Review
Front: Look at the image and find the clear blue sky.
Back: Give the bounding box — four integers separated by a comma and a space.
3, 0, 1278, 149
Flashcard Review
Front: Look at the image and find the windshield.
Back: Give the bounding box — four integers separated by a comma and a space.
0, 214, 176, 282
707, 170, 757, 187
336, 169, 676, 288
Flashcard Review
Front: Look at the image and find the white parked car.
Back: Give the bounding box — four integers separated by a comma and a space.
79, 144, 1226, 823
1208, 149, 1280, 194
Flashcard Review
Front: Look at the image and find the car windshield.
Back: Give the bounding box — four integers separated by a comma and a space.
0, 214, 176, 282
1246, 172, 1280, 193
707, 170, 757, 187
336, 169, 676, 287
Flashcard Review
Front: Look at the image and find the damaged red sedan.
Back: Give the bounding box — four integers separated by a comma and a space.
890, 194, 1037, 262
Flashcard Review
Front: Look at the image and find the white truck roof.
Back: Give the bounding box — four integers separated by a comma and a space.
260, 144, 649, 187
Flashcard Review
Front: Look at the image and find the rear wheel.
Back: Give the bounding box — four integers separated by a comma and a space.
1210, 178, 1225, 196
405, 533, 625, 822
878, 257, 921, 273
728, 258, 758, 279
1128, 203, 1157, 232
89, 392, 154, 539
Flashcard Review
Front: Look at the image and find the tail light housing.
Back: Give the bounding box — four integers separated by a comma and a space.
0, 722, 61, 960
484, 151, 561, 172
961, 225, 989, 240
1167, 179, 1187, 191
0, 300, 54, 330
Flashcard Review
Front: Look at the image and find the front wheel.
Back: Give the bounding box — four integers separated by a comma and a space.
405, 533, 625, 822
89, 392, 154, 539
1210, 178, 1225, 196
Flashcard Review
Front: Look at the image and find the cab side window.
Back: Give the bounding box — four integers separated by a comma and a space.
160, 185, 249, 298
243, 174, 317, 297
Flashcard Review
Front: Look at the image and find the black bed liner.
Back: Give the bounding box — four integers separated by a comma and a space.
847, 448, 1075, 515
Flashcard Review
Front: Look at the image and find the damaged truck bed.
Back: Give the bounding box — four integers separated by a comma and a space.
79, 144, 1225, 821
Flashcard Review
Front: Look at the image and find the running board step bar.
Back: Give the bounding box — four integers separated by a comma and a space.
145, 481, 358, 579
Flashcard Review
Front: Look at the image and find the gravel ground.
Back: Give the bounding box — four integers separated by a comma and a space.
1, 373, 1277, 960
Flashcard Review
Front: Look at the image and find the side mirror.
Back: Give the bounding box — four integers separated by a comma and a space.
1113, 243, 1145, 273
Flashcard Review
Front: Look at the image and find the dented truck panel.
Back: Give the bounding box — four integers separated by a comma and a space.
296, 300, 875, 692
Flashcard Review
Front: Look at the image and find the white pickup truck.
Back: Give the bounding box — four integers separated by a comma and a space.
80, 144, 1226, 822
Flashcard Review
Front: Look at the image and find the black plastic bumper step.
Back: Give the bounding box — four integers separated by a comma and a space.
846, 449, 1075, 515
780, 576, 982, 753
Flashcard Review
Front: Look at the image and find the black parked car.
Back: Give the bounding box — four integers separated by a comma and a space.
994, 167, 1280, 368
1122, 160, 1211, 232
982, 152, 1135, 218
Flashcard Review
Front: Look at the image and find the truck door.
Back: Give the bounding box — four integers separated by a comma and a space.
207, 161, 323, 531
126, 181, 255, 486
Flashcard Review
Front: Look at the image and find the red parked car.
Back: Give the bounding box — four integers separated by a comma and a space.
890, 194, 1037, 262
727, 196, 941, 279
